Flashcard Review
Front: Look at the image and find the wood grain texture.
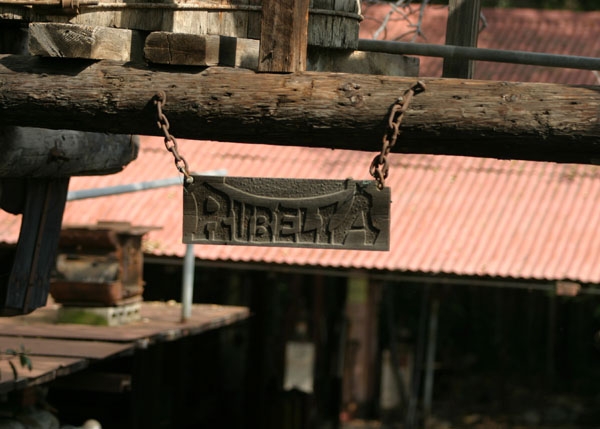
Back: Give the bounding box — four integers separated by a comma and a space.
443, 0, 481, 78
28, 22, 145, 61
0, 127, 138, 177
0, 178, 69, 316
0, 356, 87, 394
144, 32, 220, 66
0, 0, 361, 49
258, 0, 310, 72
0, 302, 250, 343
0, 336, 132, 359
143, 32, 419, 76
0, 55, 599, 163
145, 33, 261, 68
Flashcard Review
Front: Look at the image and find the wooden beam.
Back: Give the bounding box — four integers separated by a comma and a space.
0, 55, 599, 164
144, 32, 221, 66
0, 177, 69, 315
443, 0, 481, 78
258, 0, 310, 72
143, 32, 419, 76
0, 128, 139, 177
29, 23, 145, 62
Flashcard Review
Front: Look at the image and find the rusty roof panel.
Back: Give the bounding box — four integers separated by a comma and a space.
361, 5, 600, 84
1, 7, 599, 281
1, 137, 599, 282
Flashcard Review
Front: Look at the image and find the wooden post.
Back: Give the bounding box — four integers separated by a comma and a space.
258, 0, 310, 72
405, 284, 430, 429
246, 271, 288, 428
0, 178, 69, 315
313, 275, 347, 428
443, 0, 482, 78
422, 297, 439, 420
342, 276, 381, 418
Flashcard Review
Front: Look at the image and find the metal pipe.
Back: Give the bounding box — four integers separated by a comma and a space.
181, 243, 195, 322
66, 169, 226, 201
358, 39, 600, 71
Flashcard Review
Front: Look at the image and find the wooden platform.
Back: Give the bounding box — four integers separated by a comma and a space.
0, 301, 249, 394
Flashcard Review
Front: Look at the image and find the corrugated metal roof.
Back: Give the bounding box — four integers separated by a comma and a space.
361, 5, 600, 84
1, 6, 599, 281
3, 138, 600, 282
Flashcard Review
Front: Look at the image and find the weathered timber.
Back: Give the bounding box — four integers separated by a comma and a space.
183, 176, 390, 250
1, 178, 69, 316
0, 302, 250, 342
145, 33, 261, 68
443, 0, 481, 78
29, 22, 145, 62
0, 127, 138, 177
145, 32, 221, 66
0, 0, 361, 49
0, 336, 131, 359
143, 32, 419, 76
258, 0, 310, 72
0, 55, 599, 164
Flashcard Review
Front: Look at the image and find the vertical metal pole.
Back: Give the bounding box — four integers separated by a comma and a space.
422, 298, 440, 420
181, 243, 195, 322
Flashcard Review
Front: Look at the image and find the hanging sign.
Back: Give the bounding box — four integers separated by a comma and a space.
183, 176, 390, 250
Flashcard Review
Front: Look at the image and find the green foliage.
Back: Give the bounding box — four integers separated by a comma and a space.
56, 310, 109, 326
0, 345, 32, 381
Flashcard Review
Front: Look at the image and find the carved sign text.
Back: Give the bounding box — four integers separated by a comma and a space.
183, 176, 390, 250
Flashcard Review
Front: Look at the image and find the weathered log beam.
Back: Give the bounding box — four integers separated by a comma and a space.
0, 54, 599, 164
0, 127, 139, 177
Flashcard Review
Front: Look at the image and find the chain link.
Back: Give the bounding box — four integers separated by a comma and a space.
370, 81, 426, 190
154, 91, 194, 184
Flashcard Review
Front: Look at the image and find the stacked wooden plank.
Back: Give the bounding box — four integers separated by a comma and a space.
4, 0, 418, 76
1, 0, 362, 49
0, 302, 249, 393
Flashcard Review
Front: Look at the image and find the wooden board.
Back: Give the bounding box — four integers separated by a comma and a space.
29, 22, 145, 61
0, 302, 249, 394
1, 178, 69, 316
0, 0, 361, 49
143, 32, 419, 77
0, 356, 87, 394
183, 176, 390, 250
144, 31, 220, 66
257, 0, 310, 72
443, 0, 481, 78
0, 302, 250, 343
0, 337, 132, 359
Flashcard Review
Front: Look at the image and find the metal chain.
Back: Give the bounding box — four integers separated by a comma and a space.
154, 91, 194, 184
370, 81, 426, 190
